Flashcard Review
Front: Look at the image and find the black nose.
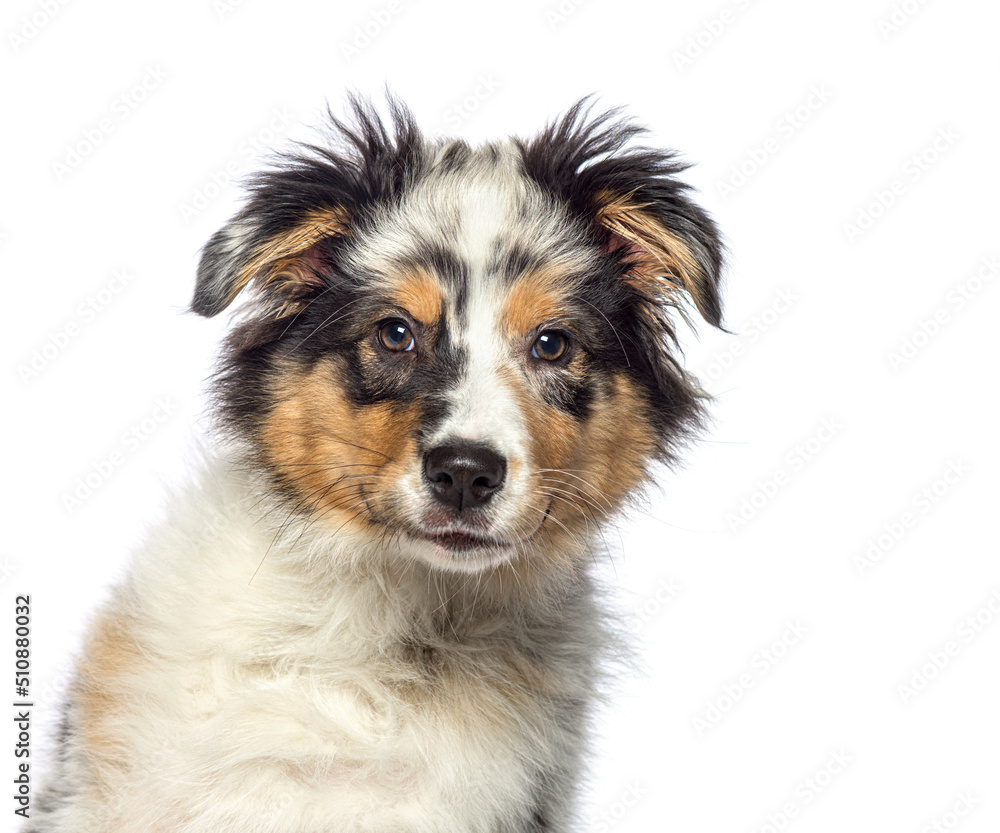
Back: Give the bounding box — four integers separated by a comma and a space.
423, 442, 507, 512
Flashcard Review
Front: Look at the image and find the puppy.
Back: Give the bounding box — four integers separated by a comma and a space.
28, 97, 724, 833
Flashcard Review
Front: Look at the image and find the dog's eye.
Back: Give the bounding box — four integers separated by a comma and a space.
531, 330, 568, 362
378, 320, 415, 352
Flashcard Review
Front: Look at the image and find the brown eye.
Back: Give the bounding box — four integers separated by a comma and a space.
531, 330, 568, 361
378, 320, 415, 352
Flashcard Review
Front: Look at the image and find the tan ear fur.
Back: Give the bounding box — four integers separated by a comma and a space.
594, 190, 714, 321
224, 206, 351, 313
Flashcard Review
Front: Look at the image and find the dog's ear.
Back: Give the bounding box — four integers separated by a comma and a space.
192, 95, 423, 318
591, 187, 724, 329
520, 99, 725, 329
191, 205, 350, 318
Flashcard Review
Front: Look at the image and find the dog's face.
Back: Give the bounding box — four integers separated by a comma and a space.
193, 100, 723, 574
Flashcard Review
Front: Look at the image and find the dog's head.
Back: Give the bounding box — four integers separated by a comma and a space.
193, 98, 724, 574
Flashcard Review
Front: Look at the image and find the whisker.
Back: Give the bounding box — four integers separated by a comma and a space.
534, 469, 615, 509
578, 298, 633, 367
259, 429, 395, 463
249, 476, 381, 584
279, 295, 369, 357
276, 283, 338, 338
268, 461, 383, 470
539, 482, 611, 518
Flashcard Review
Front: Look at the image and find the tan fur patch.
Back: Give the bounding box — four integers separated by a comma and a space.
573, 372, 655, 503
76, 607, 147, 782
526, 372, 655, 562
390, 267, 444, 325
477, 363, 584, 573
261, 356, 420, 530
500, 267, 570, 338
594, 190, 709, 317
226, 207, 351, 310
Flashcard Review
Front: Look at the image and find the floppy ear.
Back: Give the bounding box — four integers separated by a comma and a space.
520, 99, 725, 329
191, 95, 424, 318
191, 206, 350, 318
592, 187, 724, 329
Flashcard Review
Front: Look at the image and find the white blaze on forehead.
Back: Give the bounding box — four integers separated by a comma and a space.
448, 161, 523, 273
431, 169, 529, 457
344, 139, 587, 286
343, 142, 525, 272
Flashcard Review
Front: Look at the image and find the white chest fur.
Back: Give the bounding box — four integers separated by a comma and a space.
64, 464, 601, 833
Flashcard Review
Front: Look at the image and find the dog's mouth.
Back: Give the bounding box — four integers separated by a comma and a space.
411, 502, 552, 557
415, 528, 512, 553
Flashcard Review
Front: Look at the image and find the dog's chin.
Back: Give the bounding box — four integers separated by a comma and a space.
405, 528, 519, 573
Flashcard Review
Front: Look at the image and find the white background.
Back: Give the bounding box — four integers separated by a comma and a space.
4, 0, 999, 830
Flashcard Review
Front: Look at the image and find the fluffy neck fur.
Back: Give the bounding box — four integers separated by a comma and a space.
69, 454, 609, 833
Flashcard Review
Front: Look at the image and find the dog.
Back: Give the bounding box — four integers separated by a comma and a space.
27, 97, 724, 833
